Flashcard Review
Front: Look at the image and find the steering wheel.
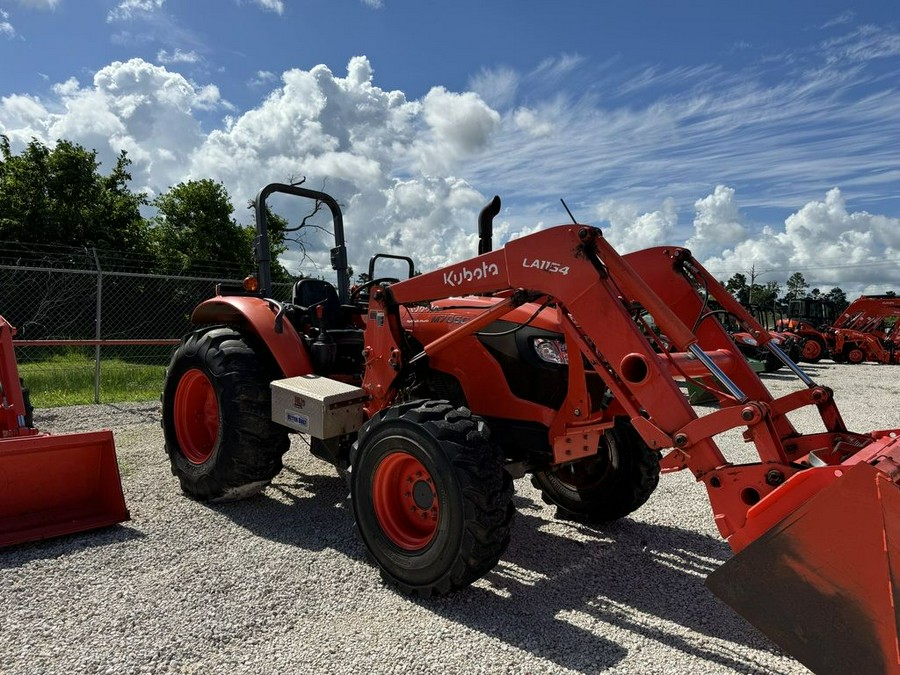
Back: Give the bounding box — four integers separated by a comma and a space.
350, 277, 400, 304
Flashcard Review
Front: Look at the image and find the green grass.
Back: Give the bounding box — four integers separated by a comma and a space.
19, 353, 166, 407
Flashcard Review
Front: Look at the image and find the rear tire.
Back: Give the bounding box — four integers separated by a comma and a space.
799, 335, 826, 363
162, 326, 290, 502
531, 418, 660, 523
350, 400, 514, 597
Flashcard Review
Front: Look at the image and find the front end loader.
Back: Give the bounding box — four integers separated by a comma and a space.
162, 184, 900, 674
0, 315, 128, 547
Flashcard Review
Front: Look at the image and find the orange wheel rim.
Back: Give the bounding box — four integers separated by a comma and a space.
372, 451, 439, 550
174, 369, 219, 464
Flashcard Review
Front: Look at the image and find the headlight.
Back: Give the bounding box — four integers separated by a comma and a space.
533, 337, 568, 364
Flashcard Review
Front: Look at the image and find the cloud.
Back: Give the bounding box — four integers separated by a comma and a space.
250, 0, 283, 13
0, 58, 226, 201
361, 0, 383, 7
248, 70, 277, 87
156, 48, 200, 65
699, 187, 900, 294
468, 66, 519, 110
461, 27, 900, 255
823, 25, 900, 63
595, 198, 678, 253
11, 0, 59, 8
189, 56, 501, 274
3, 45, 900, 295
820, 11, 855, 29
107, 0, 165, 22
0, 9, 14, 37
0, 54, 502, 263
685, 185, 747, 259
412, 87, 500, 173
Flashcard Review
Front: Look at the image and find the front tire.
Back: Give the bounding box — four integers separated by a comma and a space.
350, 400, 514, 597
531, 418, 660, 523
845, 346, 865, 364
162, 326, 290, 501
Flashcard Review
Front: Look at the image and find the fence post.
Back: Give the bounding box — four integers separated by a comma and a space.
92, 247, 102, 404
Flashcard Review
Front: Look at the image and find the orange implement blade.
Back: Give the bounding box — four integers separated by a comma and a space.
707, 462, 900, 675
0, 430, 129, 547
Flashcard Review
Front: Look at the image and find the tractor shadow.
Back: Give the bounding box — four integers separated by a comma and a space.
208, 464, 367, 562
419, 497, 788, 674
213, 465, 788, 674
758, 363, 827, 383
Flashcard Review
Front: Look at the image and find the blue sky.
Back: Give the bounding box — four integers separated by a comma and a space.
2, 0, 900, 294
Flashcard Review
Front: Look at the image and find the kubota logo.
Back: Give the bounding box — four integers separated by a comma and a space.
443, 261, 500, 287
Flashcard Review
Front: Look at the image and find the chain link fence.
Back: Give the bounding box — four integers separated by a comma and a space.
0, 240, 290, 406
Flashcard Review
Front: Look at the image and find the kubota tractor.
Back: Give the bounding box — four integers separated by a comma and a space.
778, 297, 838, 363
829, 294, 900, 364
162, 184, 900, 674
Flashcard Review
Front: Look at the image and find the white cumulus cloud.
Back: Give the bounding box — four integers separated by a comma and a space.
596, 197, 678, 253
685, 185, 747, 259
3, 51, 900, 295
0, 58, 227, 200
701, 187, 900, 294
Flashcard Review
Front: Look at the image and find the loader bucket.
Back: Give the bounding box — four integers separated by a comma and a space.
707, 462, 900, 675
0, 430, 129, 548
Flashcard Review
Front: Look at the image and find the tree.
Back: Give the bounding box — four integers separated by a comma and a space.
0, 135, 149, 253
725, 273, 750, 304
750, 280, 781, 307
151, 179, 253, 276
784, 272, 809, 302
824, 287, 848, 312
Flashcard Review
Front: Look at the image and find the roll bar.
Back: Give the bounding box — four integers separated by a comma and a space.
253, 183, 351, 303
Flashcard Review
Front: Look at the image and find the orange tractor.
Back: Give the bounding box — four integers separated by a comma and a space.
828, 294, 900, 364
778, 297, 838, 363
162, 184, 900, 674
0, 315, 128, 547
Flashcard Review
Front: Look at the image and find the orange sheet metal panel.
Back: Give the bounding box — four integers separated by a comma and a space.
0, 430, 129, 547
707, 462, 900, 675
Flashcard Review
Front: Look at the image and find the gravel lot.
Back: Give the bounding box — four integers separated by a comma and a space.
3, 361, 896, 674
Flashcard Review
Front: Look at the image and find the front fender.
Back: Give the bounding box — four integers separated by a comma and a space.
191, 296, 312, 377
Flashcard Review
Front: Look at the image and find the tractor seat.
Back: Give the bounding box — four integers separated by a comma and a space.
293, 278, 344, 330
291, 278, 364, 376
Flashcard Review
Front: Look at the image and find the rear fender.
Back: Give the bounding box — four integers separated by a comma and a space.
191, 296, 312, 377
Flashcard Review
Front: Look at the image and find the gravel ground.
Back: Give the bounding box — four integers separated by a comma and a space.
2, 361, 896, 674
